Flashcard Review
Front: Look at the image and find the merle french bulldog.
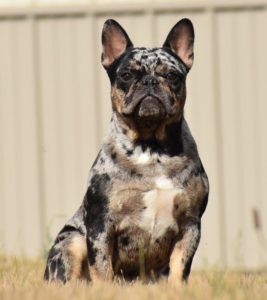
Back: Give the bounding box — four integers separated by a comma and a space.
44, 18, 209, 284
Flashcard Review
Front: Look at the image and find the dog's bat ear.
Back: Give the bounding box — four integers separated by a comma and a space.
163, 18, 194, 70
101, 19, 133, 69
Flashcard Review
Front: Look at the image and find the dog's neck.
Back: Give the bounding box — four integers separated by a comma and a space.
105, 112, 197, 159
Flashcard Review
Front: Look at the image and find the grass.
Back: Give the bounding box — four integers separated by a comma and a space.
0, 254, 267, 300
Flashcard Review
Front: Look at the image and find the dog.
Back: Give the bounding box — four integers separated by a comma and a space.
44, 18, 209, 284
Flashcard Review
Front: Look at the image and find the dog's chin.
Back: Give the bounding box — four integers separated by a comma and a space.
134, 96, 165, 129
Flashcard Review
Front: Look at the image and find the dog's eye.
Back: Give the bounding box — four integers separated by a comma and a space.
166, 71, 178, 81
120, 72, 133, 82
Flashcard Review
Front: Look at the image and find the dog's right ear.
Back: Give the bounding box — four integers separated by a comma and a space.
101, 19, 133, 69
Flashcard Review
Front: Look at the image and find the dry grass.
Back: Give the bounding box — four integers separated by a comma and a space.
0, 255, 267, 300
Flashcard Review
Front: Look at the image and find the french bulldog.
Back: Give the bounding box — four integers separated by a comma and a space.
44, 18, 209, 284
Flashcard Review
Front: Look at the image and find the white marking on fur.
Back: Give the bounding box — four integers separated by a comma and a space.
140, 190, 157, 232
155, 176, 174, 189
136, 152, 151, 164
140, 188, 180, 241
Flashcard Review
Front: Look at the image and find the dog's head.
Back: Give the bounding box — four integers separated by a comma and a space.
101, 18, 194, 141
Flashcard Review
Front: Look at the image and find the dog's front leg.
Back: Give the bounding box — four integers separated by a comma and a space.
168, 221, 200, 284
87, 230, 114, 282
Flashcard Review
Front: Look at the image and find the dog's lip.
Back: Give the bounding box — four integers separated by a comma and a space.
122, 94, 166, 116
136, 96, 164, 118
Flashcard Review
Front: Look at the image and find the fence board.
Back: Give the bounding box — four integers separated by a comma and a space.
0, 19, 41, 256
0, 20, 20, 255
254, 9, 267, 268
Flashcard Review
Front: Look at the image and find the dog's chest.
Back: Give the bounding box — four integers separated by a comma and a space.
110, 174, 183, 272
138, 177, 180, 239
111, 175, 182, 241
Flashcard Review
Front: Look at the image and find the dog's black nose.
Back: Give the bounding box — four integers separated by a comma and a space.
142, 75, 159, 88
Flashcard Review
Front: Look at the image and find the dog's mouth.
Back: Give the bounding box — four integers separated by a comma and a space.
123, 95, 166, 117
133, 96, 165, 129
136, 96, 165, 118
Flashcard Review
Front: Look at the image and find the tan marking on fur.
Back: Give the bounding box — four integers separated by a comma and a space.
111, 87, 125, 114
129, 59, 142, 71
89, 266, 102, 282
67, 235, 89, 281
155, 63, 170, 75
168, 244, 184, 284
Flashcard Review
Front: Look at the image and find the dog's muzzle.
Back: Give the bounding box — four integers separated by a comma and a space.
122, 80, 175, 119
136, 96, 165, 119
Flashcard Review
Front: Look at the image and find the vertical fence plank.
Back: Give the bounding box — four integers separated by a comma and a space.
254, 9, 267, 267
0, 20, 20, 255
217, 10, 266, 269
235, 10, 261, 269
15, 18, 42, 256
0, 19, 41, 256
37, 16, 100, 246
73, 15, 98, 190
54, 17, 81, 218
37, 18, 65, 242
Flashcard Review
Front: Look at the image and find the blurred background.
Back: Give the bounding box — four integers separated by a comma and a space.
0, 0, 266, 271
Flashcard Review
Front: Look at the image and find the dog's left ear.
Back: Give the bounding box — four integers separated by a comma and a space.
163, 18, 194, 70
102, 19, 133, 69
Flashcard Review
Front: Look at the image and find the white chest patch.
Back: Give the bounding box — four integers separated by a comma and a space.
136, 152, 152, 165
155, 176, 174, 189
139, 186, 181, 241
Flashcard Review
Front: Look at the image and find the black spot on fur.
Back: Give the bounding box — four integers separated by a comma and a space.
87, 238, 98, 265
126, 149, 133, 156
199, 192, 208, 218
120, 236, 129, 247
84, 173, 111, 239
83, 173, 110, 266
182, 256, 193, 282
44, 254, 66, 283
111, 152, 117, 161
55, 225, 84, 244
50, 259, 57, 274
57, 260, 67, 282
44, 265, 50, 281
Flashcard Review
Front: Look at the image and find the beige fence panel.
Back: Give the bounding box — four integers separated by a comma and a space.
36, 16, 99, 248
0, 19, 41, 257
217, 8, 267, 269
0, 1, 267, 269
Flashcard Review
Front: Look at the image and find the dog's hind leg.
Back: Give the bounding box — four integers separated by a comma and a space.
44, 209, 89, 283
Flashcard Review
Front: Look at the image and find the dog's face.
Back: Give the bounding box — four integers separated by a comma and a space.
102, 19, 194, 141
